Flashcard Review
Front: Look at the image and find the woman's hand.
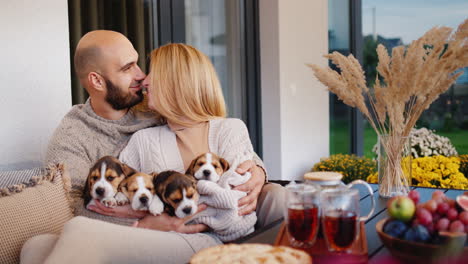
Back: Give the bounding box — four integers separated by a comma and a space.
87, 200, 148, 219
133, 204, 209, 234
233, 160, 266, 216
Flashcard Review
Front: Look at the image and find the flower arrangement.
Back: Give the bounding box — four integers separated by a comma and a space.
411, 156, 468, 189
312, 154, 376, 184
371, 127, 458, 158
308, 19, 468, 197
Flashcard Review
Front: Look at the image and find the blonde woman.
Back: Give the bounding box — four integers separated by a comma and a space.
114, 43, 259, 245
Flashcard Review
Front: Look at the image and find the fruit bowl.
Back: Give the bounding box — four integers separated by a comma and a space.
376, 218, 467, 263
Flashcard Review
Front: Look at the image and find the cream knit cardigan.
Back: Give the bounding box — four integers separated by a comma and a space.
119, 118, 257, 241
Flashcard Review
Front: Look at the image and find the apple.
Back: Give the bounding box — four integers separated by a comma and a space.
387, 196, 416, 222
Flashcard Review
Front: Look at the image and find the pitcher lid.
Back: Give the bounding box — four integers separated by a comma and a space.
304, 171, 343, 181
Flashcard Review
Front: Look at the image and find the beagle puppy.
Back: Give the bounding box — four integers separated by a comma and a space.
186, 152, 251, 189
154, 170, 199, 218
83, 156, 136, 208
119, 172, 163, 214
186, 152, 230, 183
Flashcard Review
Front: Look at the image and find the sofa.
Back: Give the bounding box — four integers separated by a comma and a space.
0, 165, 286, 264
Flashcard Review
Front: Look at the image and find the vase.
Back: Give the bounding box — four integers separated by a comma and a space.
377, 134, 411, 198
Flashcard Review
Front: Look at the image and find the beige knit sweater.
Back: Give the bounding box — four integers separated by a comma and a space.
45, 99, 160, 225
119, 118, 258, 241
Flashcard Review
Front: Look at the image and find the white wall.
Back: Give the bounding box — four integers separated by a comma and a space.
0, 0, 71, 170
260, 0, 329, 180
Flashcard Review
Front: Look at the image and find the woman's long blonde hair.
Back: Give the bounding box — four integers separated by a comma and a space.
147, 43, 226, 126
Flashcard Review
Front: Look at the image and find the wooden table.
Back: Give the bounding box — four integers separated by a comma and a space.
237, 184, 466, 263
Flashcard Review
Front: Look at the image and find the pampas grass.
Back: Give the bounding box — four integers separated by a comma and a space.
308, 19, 468, 197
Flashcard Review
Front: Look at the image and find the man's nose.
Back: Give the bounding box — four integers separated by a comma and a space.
134, 65, 146, 81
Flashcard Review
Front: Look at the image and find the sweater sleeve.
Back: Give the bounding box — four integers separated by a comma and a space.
217, 119, 268, 180
45, 126, 92, 188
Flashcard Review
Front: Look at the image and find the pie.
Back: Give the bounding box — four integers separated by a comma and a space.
190, 243, 311, 264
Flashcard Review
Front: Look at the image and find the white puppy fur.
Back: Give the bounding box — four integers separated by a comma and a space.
131, 176, 154, 211
149, 195, 164, 216
193, 153, 221, 182
91, 162, 117, 207
175, 189, 198, 218
194, 153, 251, 189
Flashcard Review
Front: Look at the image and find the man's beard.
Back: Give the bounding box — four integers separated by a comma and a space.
105, 79, 144, 110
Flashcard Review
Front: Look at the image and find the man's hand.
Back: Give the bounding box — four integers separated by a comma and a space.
233, 160, 266, 216
88, 200, 148, 219
133, 204, 209, 234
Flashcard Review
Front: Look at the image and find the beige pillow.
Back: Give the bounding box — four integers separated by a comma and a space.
0, 164, 74, 264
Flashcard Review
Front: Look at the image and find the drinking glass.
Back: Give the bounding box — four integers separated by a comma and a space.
284, 182, 321, 248
320, 180, 375, 252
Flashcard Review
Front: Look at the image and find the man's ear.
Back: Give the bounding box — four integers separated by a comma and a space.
219, 158, 230, 172
88, 72, 105, 92
185, 159, 198, 176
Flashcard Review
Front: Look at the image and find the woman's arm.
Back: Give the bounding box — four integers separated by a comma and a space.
217, 119, 266, 215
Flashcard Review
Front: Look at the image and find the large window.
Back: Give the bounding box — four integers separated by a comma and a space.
328, 0, 363, 156
362, 0, 468, 155
329, 0, 467, 157
67, 0, 262, 153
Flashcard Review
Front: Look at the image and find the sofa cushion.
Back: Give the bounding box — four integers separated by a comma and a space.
43, 216, 221, 264
0, 164, 74, 264
0, 167, 44, 188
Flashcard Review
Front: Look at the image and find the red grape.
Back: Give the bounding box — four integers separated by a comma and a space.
432, 190, 445, 199
436, 218, 450, 231
424, 200, 438, 213
432, 213, 442, 222
416, 208, 433, 226
449, 220, 465, 233
445, 199, 456, 208
408, 190, 420, 204
446, 208, 458, 221
459, 211, 468, 225
437, 202, 450, 215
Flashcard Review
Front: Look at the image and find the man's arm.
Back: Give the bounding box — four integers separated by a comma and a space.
45, 130, 91, 187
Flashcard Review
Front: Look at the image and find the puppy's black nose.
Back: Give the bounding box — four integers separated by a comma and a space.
182, 207, 192, 215
203, 170, 211, 177
139, 196, 148, 205
95, 187, 105, 196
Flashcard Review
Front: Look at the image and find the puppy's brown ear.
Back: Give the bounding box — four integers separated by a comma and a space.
185, 158, 198, 176
83, 175, 92, 206
120, 163, 137, 177
219, 158, 230, 172
150, 172, 158, 180
119, 179, 129, 196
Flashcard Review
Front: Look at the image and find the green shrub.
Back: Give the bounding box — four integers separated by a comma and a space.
312, 154, 377, 184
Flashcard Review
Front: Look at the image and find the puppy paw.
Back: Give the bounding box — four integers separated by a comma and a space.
115, 192, 129, 206
149, 195, 164, 215
102, 197, 117, 208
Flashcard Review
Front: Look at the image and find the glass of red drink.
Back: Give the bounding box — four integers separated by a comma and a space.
320, 180, 375, 252
285, 182, 321, 248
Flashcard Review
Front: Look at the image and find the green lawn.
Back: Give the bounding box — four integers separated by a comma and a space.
330, 120, 468, 157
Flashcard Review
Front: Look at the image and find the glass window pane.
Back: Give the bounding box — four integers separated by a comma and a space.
328, 0, 352, 155
362, 0, 468, 156
184, 0, 246, 120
